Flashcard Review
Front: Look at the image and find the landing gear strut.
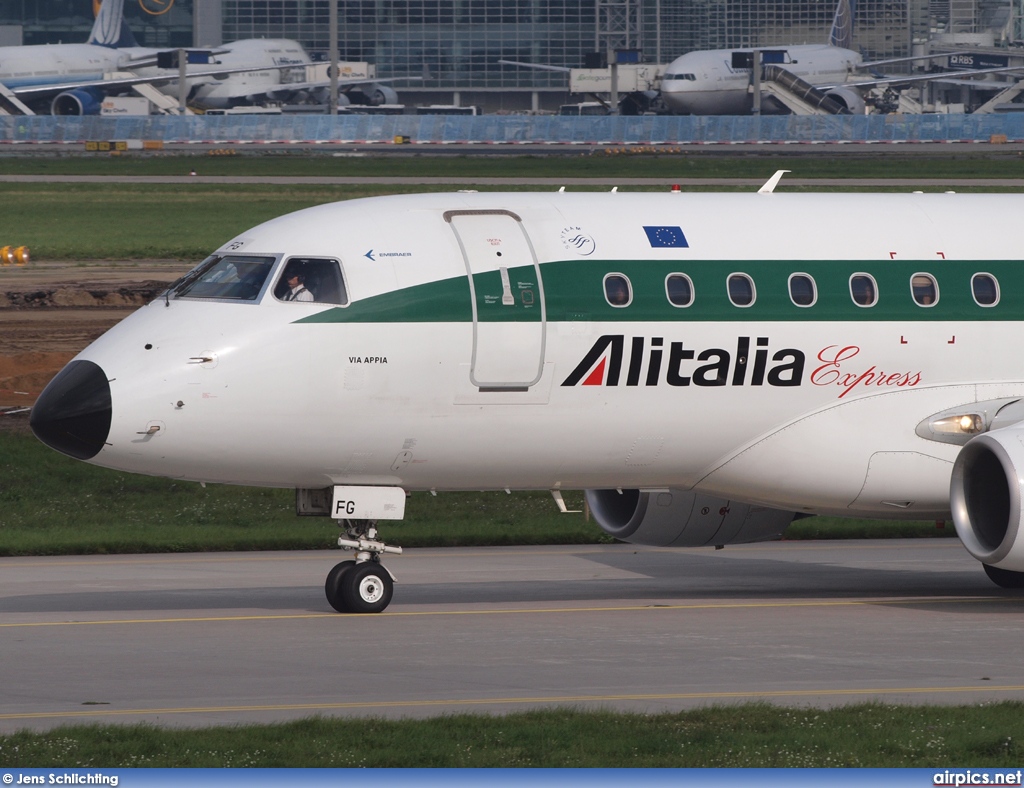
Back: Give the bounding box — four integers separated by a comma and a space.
324, 519, 402, 613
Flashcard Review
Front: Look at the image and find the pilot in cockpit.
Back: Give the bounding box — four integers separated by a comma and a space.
282, 271, 315, 302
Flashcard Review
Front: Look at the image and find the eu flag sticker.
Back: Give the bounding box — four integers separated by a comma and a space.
644, 226, 689, 248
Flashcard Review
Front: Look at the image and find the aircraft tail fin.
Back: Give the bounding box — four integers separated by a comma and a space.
828, 0, 854, 49
88, 0, 129, 47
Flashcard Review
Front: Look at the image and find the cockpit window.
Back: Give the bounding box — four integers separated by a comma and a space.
173, 255, 275, 301
274, 257, 349, 306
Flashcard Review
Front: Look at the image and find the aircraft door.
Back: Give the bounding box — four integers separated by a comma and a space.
446, 210, 545, 390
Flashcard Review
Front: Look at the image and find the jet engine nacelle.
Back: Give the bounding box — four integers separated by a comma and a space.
823, 86, 866, 115
345, 84, 398, 106
950, 428, 1024, 571
51, 88, 104, 116
585, 488, 794, 547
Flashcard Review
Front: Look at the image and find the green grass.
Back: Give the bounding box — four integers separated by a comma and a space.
5, 178, 1024, 261
0, 428, 606, 555
787, 516, 956, 540
3, 151, 1024, 260
0, 428, 954, 556
0, 182, 398, 260
3, 150, 1024, 179
2, 704, 1023, 766
1, 147, 1022, 262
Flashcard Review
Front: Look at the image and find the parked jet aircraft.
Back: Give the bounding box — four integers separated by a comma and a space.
659, 0, 1024, 114
659, 44, 1024, 115
0, 0, 403, 114
29, 177, 1024, 613
504, 0, 1022, 115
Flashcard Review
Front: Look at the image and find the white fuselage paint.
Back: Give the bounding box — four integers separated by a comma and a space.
660, 45, 861, 114
149, 39, 314, 109
65, 191, 1023, 521
0, 43, 127, 89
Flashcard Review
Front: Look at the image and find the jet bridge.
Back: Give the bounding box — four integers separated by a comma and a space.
759, 65, 850, 115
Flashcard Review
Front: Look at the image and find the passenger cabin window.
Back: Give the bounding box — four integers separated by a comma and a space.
274, 258, 349, 305
788, 273, 816, 307
665, 273, 694, 307
911, 273, 939, 307
850, 274, 878, 307
604, 274, 632, 307
173, 255, 275, 301
727, 273, 755, 307
972, 273, 1000, 307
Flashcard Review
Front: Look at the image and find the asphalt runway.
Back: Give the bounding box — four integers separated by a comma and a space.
2, 539, 1024, 731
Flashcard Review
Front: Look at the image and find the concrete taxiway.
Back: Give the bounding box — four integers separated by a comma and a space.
1, 539, 1022, 731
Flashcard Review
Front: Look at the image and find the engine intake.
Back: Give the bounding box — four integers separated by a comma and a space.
51, 88, 104, 116
950, 428, 1024, 570
586, 488, 793, 547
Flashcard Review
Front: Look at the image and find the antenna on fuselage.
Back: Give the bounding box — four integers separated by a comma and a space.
758, 170, 791, 194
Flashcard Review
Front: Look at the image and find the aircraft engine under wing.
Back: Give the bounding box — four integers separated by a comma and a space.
585, 488, 794, 547
51, 87, 105, 115
823, 85, 866, 114
951, 427, 1024, 580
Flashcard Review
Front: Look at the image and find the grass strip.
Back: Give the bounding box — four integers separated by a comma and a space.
4, 178, 1024, 261
1, 703, 1022, 766
0, 430, 604, 554
0, 429, 954, 556
2, 151, 1024, 179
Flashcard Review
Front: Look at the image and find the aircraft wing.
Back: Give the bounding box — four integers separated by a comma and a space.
199, 74, 423, 106
117, 49, 232, 70
497, 60, 573, 73
926, 76, 1021, 88
820, 65, 1024, 91
857, 51, 970, 70
277, 75, 423, 92
6, 62, 313, 100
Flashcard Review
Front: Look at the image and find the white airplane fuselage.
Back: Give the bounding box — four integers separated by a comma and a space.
0, 43, 127, 89
144, 39, 314, 109
31, 191, 1022, 516
660, 45, 861, 114
33, 188, 1024, 608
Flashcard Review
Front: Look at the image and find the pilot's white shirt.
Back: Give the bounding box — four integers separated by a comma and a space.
286, 285, 314, 302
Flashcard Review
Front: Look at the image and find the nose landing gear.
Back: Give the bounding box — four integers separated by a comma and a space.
325, 519, 402, 613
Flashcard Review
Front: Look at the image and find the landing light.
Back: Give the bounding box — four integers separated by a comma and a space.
930, 413, 984, 436
917, 398, 1024, 445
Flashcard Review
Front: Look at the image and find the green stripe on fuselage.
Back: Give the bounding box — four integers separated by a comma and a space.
295, 259, 1022, 324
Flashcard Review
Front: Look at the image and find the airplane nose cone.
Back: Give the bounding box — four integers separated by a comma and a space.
30, 360, 111, 460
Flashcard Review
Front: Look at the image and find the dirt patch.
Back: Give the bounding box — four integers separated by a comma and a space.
0, 261, 189, 412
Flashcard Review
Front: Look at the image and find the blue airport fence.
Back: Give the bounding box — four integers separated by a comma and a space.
1, 113, 1023, 145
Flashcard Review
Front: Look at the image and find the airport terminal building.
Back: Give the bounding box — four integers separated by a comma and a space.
0, 0, 1014, 110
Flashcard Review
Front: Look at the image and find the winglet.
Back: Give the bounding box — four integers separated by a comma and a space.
758, 170, 791, 194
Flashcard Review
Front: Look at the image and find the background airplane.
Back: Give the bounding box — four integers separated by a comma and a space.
0, 0, 408, 115
504, 0, 1024, 115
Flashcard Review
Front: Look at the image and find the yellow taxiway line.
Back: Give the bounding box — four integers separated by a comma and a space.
0, 595, 1019, 628
4, 684, 1024, 722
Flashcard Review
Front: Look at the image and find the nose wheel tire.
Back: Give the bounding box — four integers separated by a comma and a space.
342, 562, 394, 614
325, 559, 356, 612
